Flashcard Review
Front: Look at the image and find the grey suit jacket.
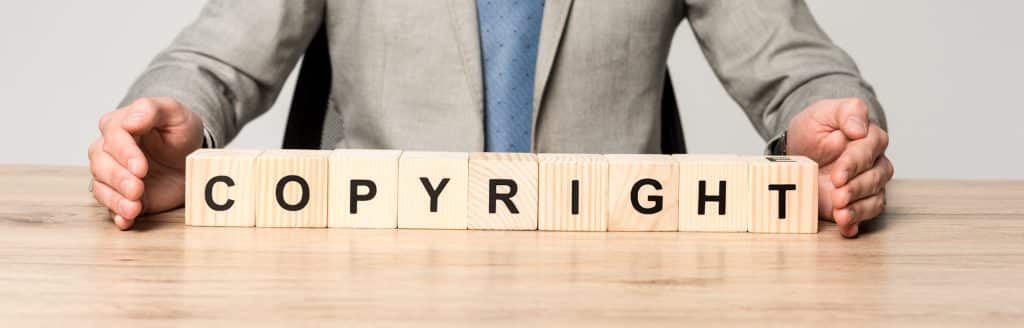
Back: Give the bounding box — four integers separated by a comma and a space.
122, 0, 886, 153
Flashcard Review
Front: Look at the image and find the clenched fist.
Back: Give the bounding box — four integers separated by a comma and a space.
786, 98, 893, 238
88, 97, 204, 230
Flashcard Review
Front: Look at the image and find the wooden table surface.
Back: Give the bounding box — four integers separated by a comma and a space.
1, 165, 1023, 327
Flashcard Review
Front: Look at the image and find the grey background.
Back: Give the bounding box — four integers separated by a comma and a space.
1, 1, 1020, 179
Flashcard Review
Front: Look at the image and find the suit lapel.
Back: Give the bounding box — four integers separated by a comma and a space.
446, 0, 485, 129
531, 0, 574, 150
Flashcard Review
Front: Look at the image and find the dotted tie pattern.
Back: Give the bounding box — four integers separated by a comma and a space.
477, 0, 546, 152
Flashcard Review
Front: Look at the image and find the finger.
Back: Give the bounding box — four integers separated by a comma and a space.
832, 155, 894, 209
833, 192, 885, 238
89, 142, 145, 201
100, 110, 149, 178
91, 180, 143, 221
831, 124, 889, 187
839, 222, 858, 238
113, 214, 134, 231
834, 99, 869, 140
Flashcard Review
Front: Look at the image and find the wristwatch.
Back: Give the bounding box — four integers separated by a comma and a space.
770, 131, 788, 155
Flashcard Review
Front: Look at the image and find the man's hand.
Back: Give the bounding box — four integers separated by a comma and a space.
786, 98, 893, 238
88, 97, 204, 230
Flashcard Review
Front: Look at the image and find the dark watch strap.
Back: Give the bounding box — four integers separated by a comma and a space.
770, 131, 788, 155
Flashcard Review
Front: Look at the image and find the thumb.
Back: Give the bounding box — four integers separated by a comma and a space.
834, 99, 870, 140
121, 98, 185, 136
810, 130, 849, 165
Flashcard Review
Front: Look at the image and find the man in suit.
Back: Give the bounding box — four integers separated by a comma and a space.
88, 0, 893, 236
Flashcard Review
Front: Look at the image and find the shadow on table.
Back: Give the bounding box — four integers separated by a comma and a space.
132, 208, 185, 232
857, 212, 889, 236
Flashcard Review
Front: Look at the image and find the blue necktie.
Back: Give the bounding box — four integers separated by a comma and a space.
477, 0, 545, 152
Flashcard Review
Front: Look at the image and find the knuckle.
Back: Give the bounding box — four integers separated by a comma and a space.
885, 160, 895, 181
857, 157, 872, 173
873, 195, 886, 212
877, 156, 893, 179
838, 188, 853, 207
850, 153, 870, 172
106, 194, 122, 211
131, 98, 157, 113
838, 156, 857, 173
842, 182, 858, 200
119, 144, 138, 158
877, 129, 890, 149
93, 185, 116, 208
869, 170, 885, 194
89, 161, 103, 179
102, 139, 117, 157
89, 156, 107, 176
91, 188, 104, 205
104, 141, 135, 163
99, 113, 112, 131
87, 139, 101, 159
97, 163, 117, 183
843, 98, 868, 116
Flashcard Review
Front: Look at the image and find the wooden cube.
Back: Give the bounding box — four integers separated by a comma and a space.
749, 155, 819, 233
538, 154, 608, 231
328, 149, 402, 229
185, 149, 261, 227
397, 151, 469, 229
675, 154, 751, 232
255, 150, 330, 228
605, 154, 679, 231
468, 153, 538, 230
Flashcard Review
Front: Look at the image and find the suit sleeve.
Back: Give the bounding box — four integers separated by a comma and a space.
684, 0, 887, 150
120, 0, 325, 147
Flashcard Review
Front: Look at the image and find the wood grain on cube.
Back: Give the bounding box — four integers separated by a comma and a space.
255, 150, 330, 228
675, 154, 751, 232
397, 151, 469, 230
468, 153, 538, 230
749, 156, 819, 233
605, 154, 679, 232
538, 154, 608, 231
185, 149, 261, 227
328, 149, 402, 229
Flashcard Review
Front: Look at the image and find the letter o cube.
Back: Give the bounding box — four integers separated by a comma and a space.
256, 150, 330, 228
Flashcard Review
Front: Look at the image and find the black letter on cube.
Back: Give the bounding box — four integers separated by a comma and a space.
630, 178, 663, 214
698, 180, 726, 215
419, 177, 451, 212
489, 179, 519, 214
349, 179, 377, 214
205, 175, 235, 211
276, 175, 311, 212
768, 184, 797, 219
